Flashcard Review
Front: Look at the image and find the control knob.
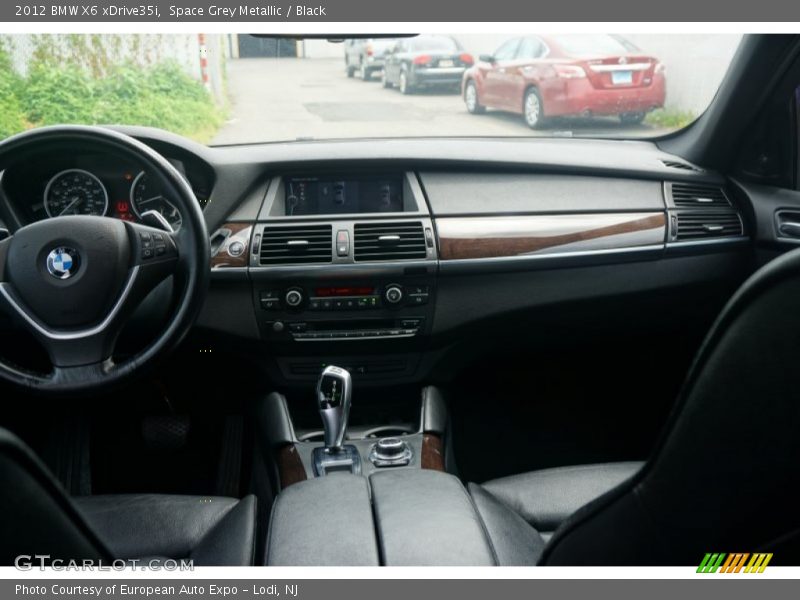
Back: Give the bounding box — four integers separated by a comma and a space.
369, 437, 413, 467
285, 288, 304, 308
384, 285, 404, 305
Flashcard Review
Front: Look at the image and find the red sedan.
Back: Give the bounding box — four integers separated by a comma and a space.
462, 35, 666, 129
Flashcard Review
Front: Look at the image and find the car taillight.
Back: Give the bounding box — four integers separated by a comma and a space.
413, 55, 432, 65
459, 53, 474, 65
554, 65, 587, 79
654, 62, 666, 74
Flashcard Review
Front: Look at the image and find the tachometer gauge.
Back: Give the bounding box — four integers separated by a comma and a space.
44, 169, 109, 218
130, 172, 183, 231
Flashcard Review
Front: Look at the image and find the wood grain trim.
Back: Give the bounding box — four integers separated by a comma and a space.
210, 222, 252, 269
437, 213, 666, 261
421, 434, 446, 472
277, 444, 307, 489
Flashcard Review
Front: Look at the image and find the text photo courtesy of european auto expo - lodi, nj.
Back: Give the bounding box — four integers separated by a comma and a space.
1, 0, 800, 598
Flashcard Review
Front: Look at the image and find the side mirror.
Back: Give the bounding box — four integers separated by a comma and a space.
479, 54, 496, 64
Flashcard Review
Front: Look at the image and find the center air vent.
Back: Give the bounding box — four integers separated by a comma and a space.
673, 212, 743, 241
259, 224, 332, 265
354, 221, 427, 262
668, 182, 730, 208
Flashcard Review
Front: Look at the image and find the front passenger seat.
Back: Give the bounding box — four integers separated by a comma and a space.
0, 427, 256, 566
471, 247, 800, 565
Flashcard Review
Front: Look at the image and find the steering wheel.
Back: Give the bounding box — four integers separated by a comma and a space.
0, 126, 210, 395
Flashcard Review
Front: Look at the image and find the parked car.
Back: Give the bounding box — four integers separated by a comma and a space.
382, 35, 473, 94
462, 34, 666, 128
344, 38, 398, 80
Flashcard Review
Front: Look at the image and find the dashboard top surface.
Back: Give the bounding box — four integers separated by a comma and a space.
96, 127, 725, 231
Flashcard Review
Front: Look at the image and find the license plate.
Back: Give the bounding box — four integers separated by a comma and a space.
611, 70, 633, 85
438, 59, 454, 68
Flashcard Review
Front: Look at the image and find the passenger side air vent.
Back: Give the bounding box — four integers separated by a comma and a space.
673, 212, 743, 241
668, 182, 730, 208
259, 224, 332, 265
353, 221, 427, 262
661, 159, 702, 172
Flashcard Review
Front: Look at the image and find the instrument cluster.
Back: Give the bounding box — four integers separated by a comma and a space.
1, 151, 212, 230
42, 168, 183, 230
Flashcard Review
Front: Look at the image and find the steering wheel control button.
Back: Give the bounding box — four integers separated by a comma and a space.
336, 230, 350, 257
285, 288, 304, 308
384, 285, 404, 305
139, 232, 155, 260
46, 247, 80, 280
369, 437, 413, 467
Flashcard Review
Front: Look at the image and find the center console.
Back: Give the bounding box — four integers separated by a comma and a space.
247, 173, 519, 565
256, 377, 448, 487
248, 172, 438, 384
258, 371, 514, 566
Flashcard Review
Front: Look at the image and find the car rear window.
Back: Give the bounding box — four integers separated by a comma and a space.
551, 35, 635, 56
409, 36, 459, 52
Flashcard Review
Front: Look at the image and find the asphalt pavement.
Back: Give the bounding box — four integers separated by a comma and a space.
211, 57, 661, 145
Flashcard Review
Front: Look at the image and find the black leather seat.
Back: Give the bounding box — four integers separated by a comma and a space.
0, 427, 256, 566
475, 462, 643, 541
470, 247, 800, 565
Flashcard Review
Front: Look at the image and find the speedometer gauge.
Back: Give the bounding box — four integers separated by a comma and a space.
130, 172, 183, 231
44, 169, 109, 218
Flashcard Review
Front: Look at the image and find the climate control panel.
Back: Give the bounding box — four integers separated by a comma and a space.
258, 284, 430, 313
255, 279, 435, 342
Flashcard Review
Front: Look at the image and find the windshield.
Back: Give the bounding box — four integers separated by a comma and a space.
0, 33, 742, 145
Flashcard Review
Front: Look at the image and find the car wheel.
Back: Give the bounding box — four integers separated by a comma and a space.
381, 69, 392, 88
399, 71, 413, 95
523, 87, 545, 129
360, 62, 371, 81
619, 112, 646, 125
464, 80, 486, 114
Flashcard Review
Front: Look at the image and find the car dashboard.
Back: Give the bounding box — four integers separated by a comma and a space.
0, 127, 755, 388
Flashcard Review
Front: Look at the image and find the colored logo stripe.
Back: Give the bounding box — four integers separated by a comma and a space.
697, 553, 726, 573
744, 553, 773, 573
698, 553, 773, 573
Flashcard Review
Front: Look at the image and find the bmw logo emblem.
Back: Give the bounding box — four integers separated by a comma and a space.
46, 247, 80, 280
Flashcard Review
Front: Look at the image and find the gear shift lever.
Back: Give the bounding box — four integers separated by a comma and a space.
317, 365, 352, 451
312, 365, 361, 476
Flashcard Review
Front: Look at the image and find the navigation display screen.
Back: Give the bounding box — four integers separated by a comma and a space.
284, 175, 403, 215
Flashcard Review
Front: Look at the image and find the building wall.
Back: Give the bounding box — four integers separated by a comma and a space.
299, 39, 345, 59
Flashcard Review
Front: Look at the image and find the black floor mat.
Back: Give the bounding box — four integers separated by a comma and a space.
90, 412, 225, 495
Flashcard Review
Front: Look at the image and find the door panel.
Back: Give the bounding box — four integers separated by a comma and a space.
482, 38, 520, 107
